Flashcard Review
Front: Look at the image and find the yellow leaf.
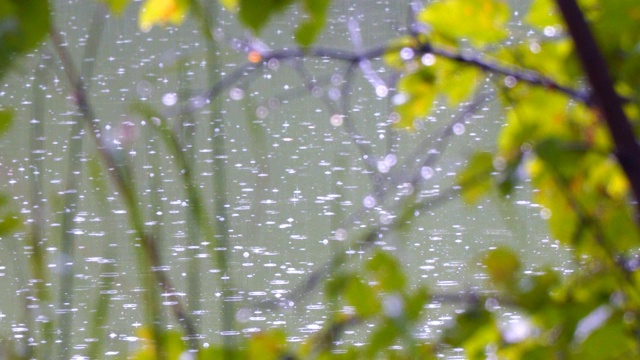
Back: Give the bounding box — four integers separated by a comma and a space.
138, 0, 190, 32
395, 67, 437, 129
219, 0, 238, 11
419, 0, 509, 47
100, 0, 129, 14
483, 247, 520, 286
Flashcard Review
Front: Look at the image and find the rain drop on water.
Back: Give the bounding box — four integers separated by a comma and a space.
330, 114, 343, 127
162, 92, 178, 106
375, 85, 389, 97
363, 195, 376, 208
420, 166, 434, 180
453, 123, 465, 135
400, 47, 415, 60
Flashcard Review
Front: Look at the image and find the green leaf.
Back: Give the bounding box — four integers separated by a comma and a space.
294, 21, 320, 47
294, 0, 329, 46
497, 37, 578, 85
534, 137, 589, 177
0, 211, 20, 237
366, 250, 406, 292
248, 329, 288, 360
497, 86, 574, 156
100, 0, 129, 14
443, 305, 499, 358
202, 344, 246, 359
515, 271, 559, 312
238, 0, 296, 33
482, 247, 520, 287
163, 330, 187, 359
405, 286, 429, 321
345, 275, 380, 318
366, 319, 400, 357
457, 151, 495, 204
0, 109, 13, 137
219, 0, 238, 11
395, 67, 437, 129
534, 173, 580, 247
132, 328, 186, 360
0, 193, 20, 237
594, 0, 640, 90
324, 271, 350, 300
0, 0, 50, 78
419, 0, 509, 47
496, 153, 524, 196
525, 0, 562, 30
437, 59, 480, 106
572, 313, 635, 360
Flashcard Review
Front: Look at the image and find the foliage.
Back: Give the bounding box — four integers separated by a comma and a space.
0, 0, 640, 359
137, 0, 329, 45
0, 0, 50, 77
139, 0, 190, 31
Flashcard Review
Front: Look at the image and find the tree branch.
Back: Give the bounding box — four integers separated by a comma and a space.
555, 0, 640, 223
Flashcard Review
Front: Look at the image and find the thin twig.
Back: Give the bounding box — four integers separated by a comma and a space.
191, 41, 588, 112
253, 186, 459, 311
26, 49, 53, 360
57, 6, 107, 358
48, 23, 198, 341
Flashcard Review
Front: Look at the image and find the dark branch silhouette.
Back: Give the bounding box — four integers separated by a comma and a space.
555, 0, 640, 223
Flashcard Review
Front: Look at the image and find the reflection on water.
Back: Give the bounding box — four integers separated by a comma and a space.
0, 0, 573, 357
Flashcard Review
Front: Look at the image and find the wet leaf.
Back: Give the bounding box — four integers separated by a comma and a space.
0, 211, 20, 237
345, 275, 380, 318
498, 87, 573, 154
0, 0, 50, 78
248, 329, 288, 360
238, 0, 295, 33
294, 0, 329, 46
496, 153, 524, 196
419, 0, 509, 47
132, 327, 186, 360
437, 59, 480, 106
515, 271, 559, 312
534, 137, 589, 176
0, 193, 20, 237
395, 67, 436, 129
497, 37, 578, 85
325, 271, 351, 300
138, 0, 190, 32
600, 203, 640, 252
382, 36, 417, 70
219, 0, 238, 11
458, 151, 495, 204
100, 0, 129, 14
483, 247, 520, 287
366, 319, 399, 357
573, 314, 635, 360
525, 0, 562, 30
0, 109, 13, 137
366, 250, 406, 292
443, 305, 499, 358
405, 286, 429, 321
